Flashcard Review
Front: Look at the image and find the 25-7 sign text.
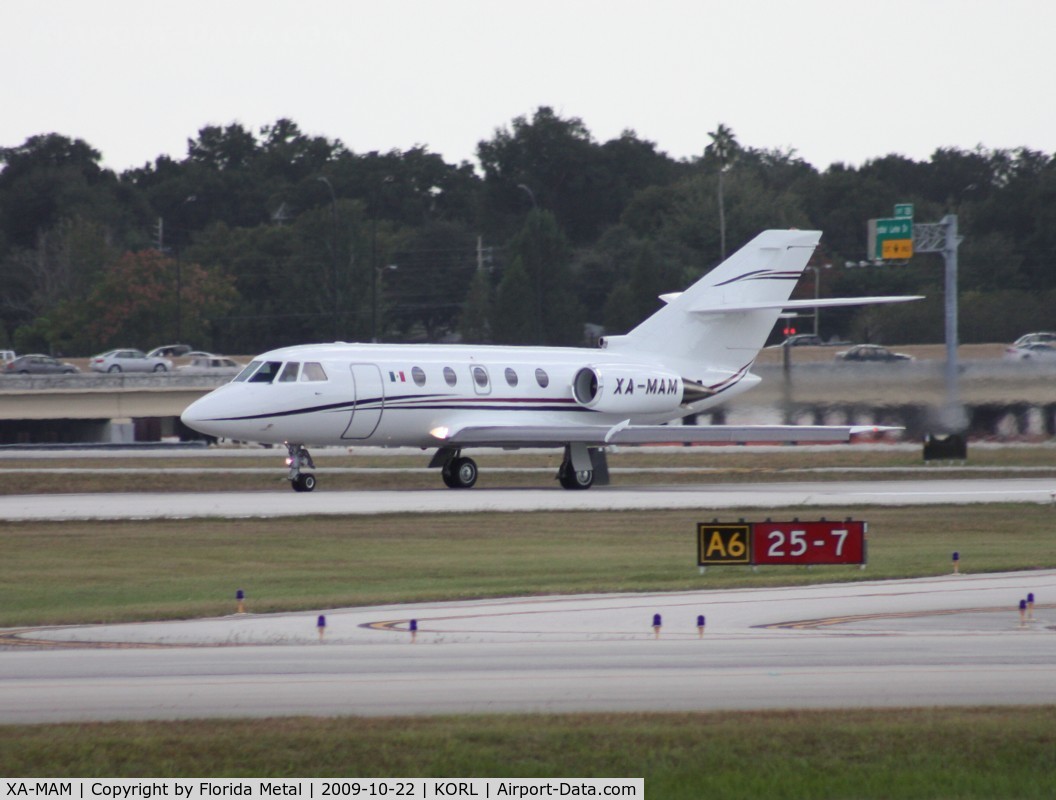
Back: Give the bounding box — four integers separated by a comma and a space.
697, 520, 867, 567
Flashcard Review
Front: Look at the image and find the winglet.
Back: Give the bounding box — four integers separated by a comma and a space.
604, 419, 631, 443
849, 425, 903, 436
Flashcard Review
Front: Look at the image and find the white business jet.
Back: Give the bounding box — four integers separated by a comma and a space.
181, 229, 918, 492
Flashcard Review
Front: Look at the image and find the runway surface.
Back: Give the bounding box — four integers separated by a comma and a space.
2, 477, 1056, 520
2, 570, 1053, 723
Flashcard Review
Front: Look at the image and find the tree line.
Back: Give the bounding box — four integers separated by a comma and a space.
2, 108, 1055, 356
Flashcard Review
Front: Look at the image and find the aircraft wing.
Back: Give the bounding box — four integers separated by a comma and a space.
432, 422, 895, 448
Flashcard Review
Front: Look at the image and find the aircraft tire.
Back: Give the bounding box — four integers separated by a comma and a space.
443, 456, 477, 489
558, 462, 594, 490
441, 465, 459, 488
291, 473, 316, 492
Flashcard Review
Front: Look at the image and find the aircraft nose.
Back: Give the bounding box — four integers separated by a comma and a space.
180, 395, 215, 433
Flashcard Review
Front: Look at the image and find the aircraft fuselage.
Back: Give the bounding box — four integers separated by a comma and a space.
181, 342, 753, 449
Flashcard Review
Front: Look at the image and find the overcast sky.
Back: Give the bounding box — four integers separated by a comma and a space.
5, 0, 1055, 174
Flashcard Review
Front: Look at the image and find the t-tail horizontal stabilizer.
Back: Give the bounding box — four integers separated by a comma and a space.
603, 230, 921, 374
688, 295, 924, 315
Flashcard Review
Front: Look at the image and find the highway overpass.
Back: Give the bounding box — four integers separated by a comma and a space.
0, 374, 224, 444
1, 360, 1054, 445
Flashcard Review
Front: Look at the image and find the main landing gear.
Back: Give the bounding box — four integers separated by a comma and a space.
286, 443, 316, 492
557, 457, 594, 490
429, 445, 600, 490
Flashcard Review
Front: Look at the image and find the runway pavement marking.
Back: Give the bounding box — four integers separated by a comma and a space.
12, 573, 1055, 648
0, 627, 182, 649
761, 603, 1056, 630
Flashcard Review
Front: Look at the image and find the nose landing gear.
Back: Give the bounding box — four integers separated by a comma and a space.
286, 443, 316, 492
441, 453, 478, 489
430, 446, 478, 488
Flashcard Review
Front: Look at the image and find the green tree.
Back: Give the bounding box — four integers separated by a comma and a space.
705, 123, 740, 260
495, 209, 581, 345
388, 221, 479, 340
0, 217, 115, 339
187, 208, 367, 352
459, 266, 492, 343
602, 282, 638, 334
586, 230, 687, 334
0, 134, 127, 249
325, 146, 479, 229
641, 169, 810, 275
491, 257, 535, 344
82, 249, 237, 350
478, 108, 678, 245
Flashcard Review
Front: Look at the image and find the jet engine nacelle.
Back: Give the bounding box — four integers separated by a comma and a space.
571, 365, 685, 415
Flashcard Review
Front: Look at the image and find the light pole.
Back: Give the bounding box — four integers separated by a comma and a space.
158, 195, 196, 344
371, 208, 377, 343
370, 176, 395, 343
316, 176, 340, 341
516, 184, 544, 343
517, 183, 536, 208
806, 264, 830, 337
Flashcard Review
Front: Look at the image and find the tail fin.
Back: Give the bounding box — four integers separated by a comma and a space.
603, 229, 822, 372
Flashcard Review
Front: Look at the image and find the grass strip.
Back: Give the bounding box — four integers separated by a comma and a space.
1, 708, 1054, 797
4, 445, 1056, 493
2, 505, 1053, 627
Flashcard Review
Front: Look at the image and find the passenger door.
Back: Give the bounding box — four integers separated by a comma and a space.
342, 364, 384, 439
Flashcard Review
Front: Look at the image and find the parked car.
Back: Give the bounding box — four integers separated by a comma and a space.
782, 333, 825, 347
90, 349, 173, 373
147, 344, 192, 358
4, 354, 79, 374
177, 355, 245, 376
1004, 342, 1056, 362
0, 350, 16, 365
1013, 332, 1056, 347
835, 344, 914, 363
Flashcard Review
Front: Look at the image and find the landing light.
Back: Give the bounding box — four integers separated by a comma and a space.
430, 426, 450, 440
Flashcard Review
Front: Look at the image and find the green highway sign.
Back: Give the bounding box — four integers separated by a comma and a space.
894, 203, 914, 219
869, 217, 914, 260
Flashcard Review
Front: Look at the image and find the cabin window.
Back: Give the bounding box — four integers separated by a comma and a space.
248, 361, 283, 384
277, 362, 300, 382
443, 366, 457, 386
472, 366, 489, 389
535, 368, 550, 388
505, 367, 518, 387
234, 360, 261, 382
412, 366, 426, 386
300, 362, 328, 381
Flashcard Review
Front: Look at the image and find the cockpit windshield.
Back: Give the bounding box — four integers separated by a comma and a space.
248, 361, 283, 384
233, 360, 328, 384
233, 361, 261, 382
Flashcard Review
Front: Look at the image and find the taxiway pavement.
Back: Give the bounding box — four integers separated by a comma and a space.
1, 571, 1053, 723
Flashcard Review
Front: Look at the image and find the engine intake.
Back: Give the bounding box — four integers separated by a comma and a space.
572, 365, 686, 415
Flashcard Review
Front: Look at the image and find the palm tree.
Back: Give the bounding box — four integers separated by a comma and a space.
707, 124, 739, 260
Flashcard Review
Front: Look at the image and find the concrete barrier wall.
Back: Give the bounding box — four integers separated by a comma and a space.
0, 374, 226, 420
